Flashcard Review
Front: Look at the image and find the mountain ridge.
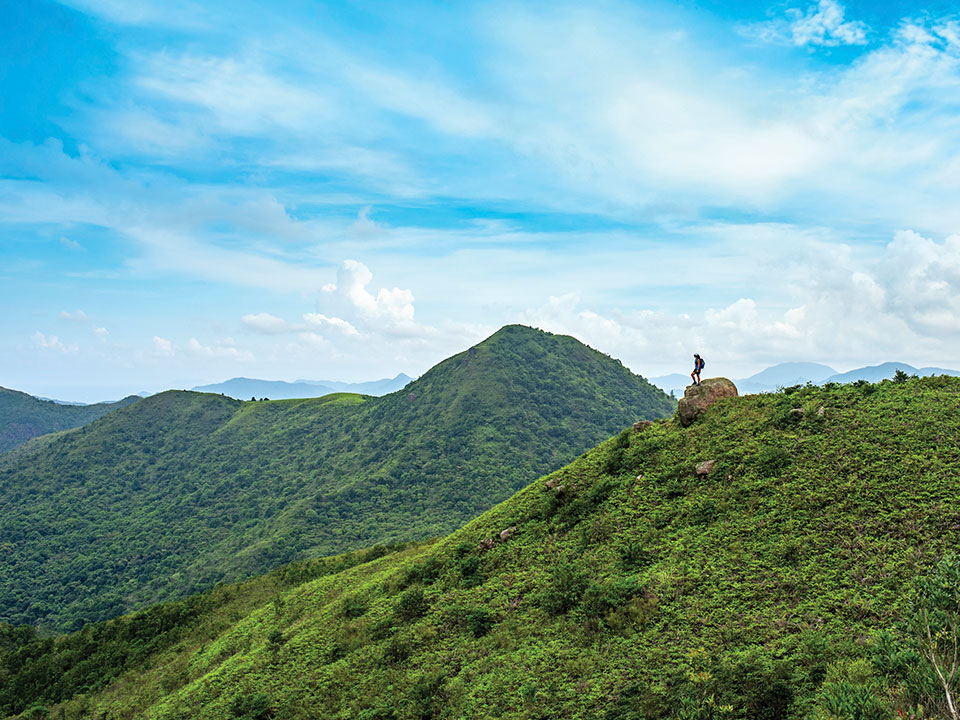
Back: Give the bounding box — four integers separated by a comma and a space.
0, 387, 141, 453
0, 324, 673, 631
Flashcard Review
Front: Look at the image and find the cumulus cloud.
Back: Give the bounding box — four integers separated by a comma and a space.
743, 0, 868, 47
302, 313, 359, 335
60, 235, 83, 250
93, 327, 109, 341
241, 312, 290, 334
332, 260, 416, 324
32, 332, 78, 354
515, 229, 960, 377
59, 310, 89, 322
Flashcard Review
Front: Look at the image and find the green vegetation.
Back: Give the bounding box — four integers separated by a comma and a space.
0, 325, 673, 631
0, 387, 139, 454
3, 374, 959, 719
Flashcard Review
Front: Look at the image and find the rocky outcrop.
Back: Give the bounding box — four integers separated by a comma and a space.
677, 378, 738, 427
632, 420, 654, 433
696, 460, 716, 478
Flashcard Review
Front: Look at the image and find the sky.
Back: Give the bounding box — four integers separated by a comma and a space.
2, 0, 960, 402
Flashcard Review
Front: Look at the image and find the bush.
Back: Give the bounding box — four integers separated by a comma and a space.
465, 608, 495, 638
341, 595, 367, 619
539, 562, 588, 615
809, 680, 890, 720
230, 691, 275, 720
394, 587, 428, 622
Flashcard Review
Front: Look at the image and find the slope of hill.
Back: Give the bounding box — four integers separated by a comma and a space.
0, 325, 673, 631
5, 374, 959, 719
0, 387, 140, 453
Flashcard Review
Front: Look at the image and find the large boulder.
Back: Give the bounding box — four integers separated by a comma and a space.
678, 378, 738, 427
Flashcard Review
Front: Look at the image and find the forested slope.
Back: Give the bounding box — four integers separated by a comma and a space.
0, 387, 139, 453
0, 325, 673, 630
4, 374, 959, 719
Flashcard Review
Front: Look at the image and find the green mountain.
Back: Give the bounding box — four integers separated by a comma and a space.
0, 387, 140, 454
2, 374, 956, 720
0, 325, 673, 631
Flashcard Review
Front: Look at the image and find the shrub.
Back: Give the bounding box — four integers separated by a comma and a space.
539, 562, 588, 615
809, 680, 889, 720
230, 691, 274, 720
394, 586, 428, 622
341, 595, 367, 619
618, 539, 653, 570
465, 608, 495, 638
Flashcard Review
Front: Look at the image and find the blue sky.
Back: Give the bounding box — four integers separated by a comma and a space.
2, 0, 960, 401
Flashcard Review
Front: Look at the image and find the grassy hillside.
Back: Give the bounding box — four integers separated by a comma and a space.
4, 374, 959, 720
0, 325, 673, 631
0, 387, 140, 453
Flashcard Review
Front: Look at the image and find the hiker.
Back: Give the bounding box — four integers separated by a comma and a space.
691, 353, 705, 386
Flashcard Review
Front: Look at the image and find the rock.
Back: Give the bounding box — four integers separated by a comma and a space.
632, 420, 654, 433
677, 378, 738, 427
789, 408, 804, 419
477, 538, 495, 552
499, 526, 517, 541
817, 405, 825, 417
696, 460, 716, 477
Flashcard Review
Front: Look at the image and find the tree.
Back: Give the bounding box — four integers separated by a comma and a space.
906, 553, 960, 719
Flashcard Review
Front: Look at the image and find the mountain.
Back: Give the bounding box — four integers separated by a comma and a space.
824, 361, 960, 384
737, 361, 837, 394
0, 387, 140, 453
0, 325, 673, 631
192, 373, 414, 400
5, 374, 959, 719
191, 377, 337, 399
647, 372, 689, 397
294, 373, 415, 395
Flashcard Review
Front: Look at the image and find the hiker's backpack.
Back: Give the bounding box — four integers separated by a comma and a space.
698, 357, 705, 370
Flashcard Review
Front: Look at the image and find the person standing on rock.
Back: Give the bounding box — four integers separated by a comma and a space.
691, 353, 705, 386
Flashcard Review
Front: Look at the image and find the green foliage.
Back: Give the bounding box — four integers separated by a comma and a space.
9, 376, 960, 719
0, 325, 674, 631
0, 386, 140, 454
393, 587, 428, 622
230, 691, 274, 720
539, 561, 588, 615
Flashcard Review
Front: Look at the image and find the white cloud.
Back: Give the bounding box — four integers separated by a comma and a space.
302, 313, 359, 335
135, 53, 329, 135
153, 336, 174, 356
59, 309, 89, 322
241, 312, 291, 334
185, 337, 254, 361
32, 332, 78, 353
743, 0, 868, 47
332, 259, 416, 323
60, 235, 83, 250
93, 327, 109, 341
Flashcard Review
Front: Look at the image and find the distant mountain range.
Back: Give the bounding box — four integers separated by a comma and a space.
0, 387, 141, 453
191, 373, 414, 400
650, 360, 960, 397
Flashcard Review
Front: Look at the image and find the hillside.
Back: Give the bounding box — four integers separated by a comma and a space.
4, 374, 958, 719
0, 325, 673, 631
0, 387, 140, 453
